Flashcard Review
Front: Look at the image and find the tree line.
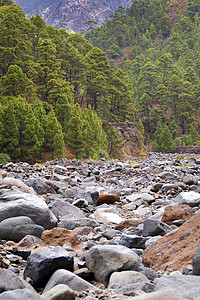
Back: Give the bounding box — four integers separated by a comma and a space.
0, 0, 135, 162
86, 0, 200, 151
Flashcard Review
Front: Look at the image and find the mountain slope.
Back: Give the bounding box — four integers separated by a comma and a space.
13, 0, 132, 33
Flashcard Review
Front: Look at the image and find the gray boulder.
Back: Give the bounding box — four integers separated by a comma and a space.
0, 269, 32, 293
0, 216, 44, 242
174, 191, 200, 207
129, 288, 185, 300
143, 219, 172, 237
25, 178, 55, 195
58, 218, 99, 230
24, 246, 74, 287
43, 269, 96, 293
0, 189, 57, 229
119, 234, 147, 249
50, 201, 85, 220
108, 271, 149, 288
85, 245, 143, 286
0, 289, 47, 300
42, 284, 75, 300
155, 272, 200, 299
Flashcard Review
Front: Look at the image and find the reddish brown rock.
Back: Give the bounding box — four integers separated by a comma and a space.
18, 235, 46, 251
115, 219, 142, 231
97, 194, 120, 205
142, 213, 200, 272
161, 205, 193, 225
41, 228, 83, 253
72, 226, 96, 236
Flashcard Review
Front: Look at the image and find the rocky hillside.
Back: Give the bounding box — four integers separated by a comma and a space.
13, 0, 132, 33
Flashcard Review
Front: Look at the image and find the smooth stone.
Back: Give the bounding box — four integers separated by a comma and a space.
155, 272, 200, 299
58, 218, 99, 230
93, 207, 124, 224
0, 269, 32, 292
50, 201, 85, 220
24, 246, 74, 287
145, 236, 162, 248
174, 191, 200, 207
0, 288, 47, 300
0, 189, 57, 229
0, 216, 44, 242
108, 271, 149, 288
128, 288, 184, 300
126, 193, 154, 204
42, 284, 75, 300
43, 269, 96, 293
85, 245, 143, 286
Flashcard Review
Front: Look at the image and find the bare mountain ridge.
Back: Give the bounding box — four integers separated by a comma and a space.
14, 0, 132, 33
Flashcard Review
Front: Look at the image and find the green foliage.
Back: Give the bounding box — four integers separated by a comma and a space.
155, 122, 175, 153
104, 124, 125, 158
0, 153, 11, 164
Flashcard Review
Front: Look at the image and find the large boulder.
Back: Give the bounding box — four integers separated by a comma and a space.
43, 269, 97, 293
0, 189, 57, 229
0, 289, 47, 300
0, 216, 44, 242
24, 246, 74, 287
85, 245, 143, 286
129, 289, 184, 300
155, 272, 200, 299
50, 201, 85, 220
108, 271, 149, 288
0, 269, 32, 293
25, 178, 55, 195
174, 191, 200, 207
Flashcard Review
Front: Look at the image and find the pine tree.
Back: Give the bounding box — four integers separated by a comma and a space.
45, 108, 65, 158
65, 103, 85, 158
155, 122, 175, 153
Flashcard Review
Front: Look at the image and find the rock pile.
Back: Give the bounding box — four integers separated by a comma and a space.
1, 153, 200, 299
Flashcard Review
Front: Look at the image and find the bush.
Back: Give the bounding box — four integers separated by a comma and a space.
0, 153, 11, 164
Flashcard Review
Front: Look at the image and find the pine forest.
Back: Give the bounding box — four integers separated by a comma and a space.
0, 0, 200, 163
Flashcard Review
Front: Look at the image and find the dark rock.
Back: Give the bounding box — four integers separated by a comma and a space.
25, 178, 55, 195
24, 246, 74, 287
143, 219, 172, 237
119, 234, 147, 249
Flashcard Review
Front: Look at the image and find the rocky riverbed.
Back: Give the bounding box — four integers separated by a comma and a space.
1, 153, 200, 299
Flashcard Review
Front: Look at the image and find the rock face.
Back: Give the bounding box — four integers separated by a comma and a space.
142, 212, 200, 272
14, 0, 132, 33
